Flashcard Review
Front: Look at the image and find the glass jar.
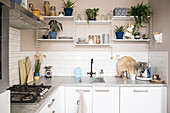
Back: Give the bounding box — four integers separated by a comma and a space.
96, 35, 100, 44
77, 14, 82, 21
44, 1, 50, 16
32, 7, 40, 18
50, 6, 56, 16
93, 35, 97, 44
101, 14, 105, 21
88, 35, 93, 44
106, 13, 111, 20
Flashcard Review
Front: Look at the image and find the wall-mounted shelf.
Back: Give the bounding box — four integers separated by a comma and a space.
43, 16, 74, 20
75, 20, 112, 25
37, 39, 74, 42
75, 43, 111, 46
112, 16, 150, 21
112, 39, 150, 42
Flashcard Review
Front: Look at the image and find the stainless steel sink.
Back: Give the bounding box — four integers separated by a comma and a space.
79, 77, 105, 83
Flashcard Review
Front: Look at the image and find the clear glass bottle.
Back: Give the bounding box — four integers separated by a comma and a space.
100, 69, 104, 78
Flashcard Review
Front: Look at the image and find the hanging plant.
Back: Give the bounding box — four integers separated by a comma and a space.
127, 2, 151, 34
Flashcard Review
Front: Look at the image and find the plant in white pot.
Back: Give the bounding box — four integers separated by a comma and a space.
115, 25, 125, 39
61, 0, 77, 16
48, 20, 63, 39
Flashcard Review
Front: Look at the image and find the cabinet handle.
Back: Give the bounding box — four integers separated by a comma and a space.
95, 90, 109, 92
77, 100, 80, 105
52, 111, 55, 113
76, 90, 90, 92
48, 99, 55, 108
134, 90, 148, 93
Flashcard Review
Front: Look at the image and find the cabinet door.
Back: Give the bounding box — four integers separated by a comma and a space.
120, 87, 167, 113
66, 87, 92, 113
93, 87, 119, 113
0, 90, 10, 113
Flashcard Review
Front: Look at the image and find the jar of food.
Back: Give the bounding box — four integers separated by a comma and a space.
88, 35, 93, 44
32, 7, 40, 18
44, 1, 50, 16
96, 35, 100, 44
50, 6, 56, 16
93, 35, 97, 44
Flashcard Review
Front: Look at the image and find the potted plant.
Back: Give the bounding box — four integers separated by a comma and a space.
48, 20, 63, 39
61, 0, 77, 16
115, 25, 125, 39
127, 2, 151, 34
34, 53, 46, 80
85, 8, 99, 23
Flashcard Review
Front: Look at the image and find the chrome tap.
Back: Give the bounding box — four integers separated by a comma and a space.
87, 58, 96, 78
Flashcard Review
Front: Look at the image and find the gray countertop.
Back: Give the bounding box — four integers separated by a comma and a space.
11, 76, 167, 113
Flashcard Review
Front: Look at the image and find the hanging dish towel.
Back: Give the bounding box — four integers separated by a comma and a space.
77, 89, 87, 113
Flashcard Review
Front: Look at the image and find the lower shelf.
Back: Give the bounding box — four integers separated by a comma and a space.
37, 39, 74, 42
75, 43, 111, 46
112, 39, 150, 42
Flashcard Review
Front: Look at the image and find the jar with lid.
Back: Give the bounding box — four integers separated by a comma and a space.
44, 1, 50, 16
93, 35, 97, 44
50, 6, 56, 16
88, 35, 93, 44
96, 35, 100, 44
32, 7, 40, 18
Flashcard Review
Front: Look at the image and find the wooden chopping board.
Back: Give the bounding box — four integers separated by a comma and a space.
116, 56, 138, 77
19, 60, 27, 85
25, 57, 34, 83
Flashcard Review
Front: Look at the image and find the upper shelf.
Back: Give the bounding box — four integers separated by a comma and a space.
43, 16, 74, 20
9, 2, 47, 29
75, 20, 112, 25
37, 39, 74, 42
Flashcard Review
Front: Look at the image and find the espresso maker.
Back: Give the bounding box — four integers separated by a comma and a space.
135, 62, 149, 78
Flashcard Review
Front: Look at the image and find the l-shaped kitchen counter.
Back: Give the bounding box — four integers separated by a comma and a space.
11, 76, 167, 113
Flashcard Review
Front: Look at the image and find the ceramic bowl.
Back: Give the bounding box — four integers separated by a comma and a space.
78, 38, 86, 42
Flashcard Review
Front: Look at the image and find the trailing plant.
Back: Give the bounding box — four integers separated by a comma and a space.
115, 25, 125, 32
61, 0, 77, 8
85, 8, 99, 23
34, 52, 46, 73
127, 2, 151, 34
48, 20, 63, 32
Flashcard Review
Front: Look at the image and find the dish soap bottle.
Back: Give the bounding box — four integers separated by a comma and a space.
100, 69, 104, 78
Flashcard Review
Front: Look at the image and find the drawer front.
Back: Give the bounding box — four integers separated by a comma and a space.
120, 87, 167, 113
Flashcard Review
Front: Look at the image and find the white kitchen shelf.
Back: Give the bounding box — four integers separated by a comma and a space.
43, 16, 74, 20
37, 39, 74, 42
75, 43, 111, 46
112, 16, 150, 21
75, 20, 112, 25
112, 39, 150, 42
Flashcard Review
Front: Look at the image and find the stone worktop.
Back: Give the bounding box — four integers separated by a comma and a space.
11, 76, 167, 113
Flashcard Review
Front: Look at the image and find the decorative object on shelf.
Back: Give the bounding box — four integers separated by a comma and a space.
93, 35, 97, 44
32, 7, 40, 18
77, 38, 87, 44
142, 34, 148, 39
49, 6, 56, 16
48, 20, 63, 39
44, 1, 50, 16
29, 3, 34, 12
153, 32, 162, 43
88, 35, 93, 44
125, 22, 134, 39
134, 32, 141, 39
34, 52, 46, 80
45, 66, 52, 78
61, 0, 77, 16
77, 14, 82, 21
20, 0, 27, 9
85, 8, 99, 24
58, 36, 73, 39
103, 34, 109, 44
42, 35, 48, 39
101, 14, 105, 21
115, 25, 125, 39
96, 35, 100, 44
106, 13, 111, 20
113, 8, 127, 16
10, 0, 22, 5
127, 2, 151, 34
58, 11, 65, 16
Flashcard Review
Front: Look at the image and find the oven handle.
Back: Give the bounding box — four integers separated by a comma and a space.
48, 99, 55, 108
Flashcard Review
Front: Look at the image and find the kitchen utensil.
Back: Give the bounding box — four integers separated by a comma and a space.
78, 38, 86, 42
42, 35, 48, 39
135, 62, 149, 77
25, 57, 33, 83
116, 56, 137, 77
45, 66, 52, 78
19, 60, 27, 84
122, 70, 127, 77
150, 79, 164, 84
103, 34, 109, 44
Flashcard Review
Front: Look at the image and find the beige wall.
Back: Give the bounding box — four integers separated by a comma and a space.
21, 0, 149, 52
148, 0, 170, 112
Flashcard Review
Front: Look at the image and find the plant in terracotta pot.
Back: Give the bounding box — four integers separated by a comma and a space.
85, 8, 99, 23
115, 25, 125, 39
61, 0, 77, 16
48, 20, 63, 39
127, 2, 151, 34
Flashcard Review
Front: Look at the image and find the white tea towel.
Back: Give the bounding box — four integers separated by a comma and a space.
77, 89, 87, 113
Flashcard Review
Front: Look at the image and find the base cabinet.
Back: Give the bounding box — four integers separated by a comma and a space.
120, 87, 167, 113
0, 90, 10, 113
93, 87, 119, 113
66, 87, 92, 113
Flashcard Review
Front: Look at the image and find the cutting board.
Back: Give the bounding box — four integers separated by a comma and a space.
19, 60, 27, 85
25, 57, 34, 83
116, 56, 137, 77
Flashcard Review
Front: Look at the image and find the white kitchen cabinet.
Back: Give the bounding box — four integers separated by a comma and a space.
0, 90, 10, 113
66, 87, 92, 113
120, 87, 167, 113
39, 86, 65, 113
93, 87, 119, 113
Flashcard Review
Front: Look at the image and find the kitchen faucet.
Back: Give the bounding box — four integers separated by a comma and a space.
87, 58, 96, 78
